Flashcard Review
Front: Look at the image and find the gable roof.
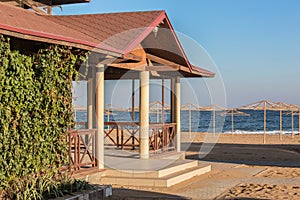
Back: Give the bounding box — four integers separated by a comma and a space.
0, 3, 214, 77
45, 11, 165, 55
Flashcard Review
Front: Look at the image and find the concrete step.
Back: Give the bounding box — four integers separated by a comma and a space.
100, 162, 211, 187
105, 159, 199, 178
150, 151, 186, 160
161, 164, 211, 187
72, 168, 104, 178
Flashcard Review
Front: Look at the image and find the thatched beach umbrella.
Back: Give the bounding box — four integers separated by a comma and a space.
201, 104, 227, 136
149, 101, 171, 123
275, 102, 293, 140
104, 104, 121, 129
105, 104, 112, 123
181, 103, 204, 134
220, 109, 250, 136
73, 104, 87, 123
289, 104, 300, 138
128, 101, 171, 122
238, 100, 279, 144
282, 103, 300, 139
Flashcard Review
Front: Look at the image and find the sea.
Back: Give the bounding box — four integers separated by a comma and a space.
75, 110, 300, 134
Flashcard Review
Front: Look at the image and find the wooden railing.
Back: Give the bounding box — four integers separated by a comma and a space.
104, 122, 176, 153
104, 122, 140, 150
149, 123, 176, 153
68, 129, 97, 172
73, 121, 177, 155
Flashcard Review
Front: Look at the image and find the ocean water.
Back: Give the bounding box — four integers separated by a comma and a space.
75, 110, 300, 134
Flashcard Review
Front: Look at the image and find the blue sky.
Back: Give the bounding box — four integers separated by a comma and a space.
57, 0, 300, 108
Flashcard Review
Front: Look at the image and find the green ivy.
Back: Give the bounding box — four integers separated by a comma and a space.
0, 35, 89, 199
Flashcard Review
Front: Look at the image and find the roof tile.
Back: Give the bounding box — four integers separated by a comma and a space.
44, 11, 164, 52
0, 3, 214, 77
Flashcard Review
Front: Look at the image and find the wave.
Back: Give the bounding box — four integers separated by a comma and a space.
223, 130, 300, 135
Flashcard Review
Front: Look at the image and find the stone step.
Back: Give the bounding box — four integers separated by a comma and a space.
72, 168, 107, 182
150, 151, 186, 160
72, 168, 104, 178
161, 164, 211, 187
100, 163, 211, 187
105, 160, 199, 178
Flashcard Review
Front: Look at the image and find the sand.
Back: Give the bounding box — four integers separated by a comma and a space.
108, 133, 300, 200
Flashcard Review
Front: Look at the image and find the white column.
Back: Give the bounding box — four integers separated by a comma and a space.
92, 67, 97, 128
171, 78, 176, 123
95, 63, 105, 168
175, 76, 181, 152
87, 68, 93, 129
139, 71, 150, 159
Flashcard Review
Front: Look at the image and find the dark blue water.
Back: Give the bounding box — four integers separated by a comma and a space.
75, 110, 299, 134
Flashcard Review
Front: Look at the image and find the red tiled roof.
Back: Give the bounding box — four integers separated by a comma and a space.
0, 3, 164, 55
0, 3, 214, 77
44, 10, 165, 54
0, 3, 105, 50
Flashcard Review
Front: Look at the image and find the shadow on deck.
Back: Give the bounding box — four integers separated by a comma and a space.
106, 188, 190, 200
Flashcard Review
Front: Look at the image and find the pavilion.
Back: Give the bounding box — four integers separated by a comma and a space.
0, 1, 214, 182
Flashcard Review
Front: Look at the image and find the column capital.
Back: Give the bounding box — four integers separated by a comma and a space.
96, 63, 105, 73
175, 76, 181, 83
96, 63, 105, 68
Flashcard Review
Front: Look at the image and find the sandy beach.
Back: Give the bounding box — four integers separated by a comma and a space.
109, 132, 300, 200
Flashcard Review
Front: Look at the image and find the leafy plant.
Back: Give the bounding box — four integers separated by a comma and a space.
43, 175, 94, 199
0, 35, 89, 199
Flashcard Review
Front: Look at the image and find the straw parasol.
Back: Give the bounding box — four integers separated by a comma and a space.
238, 100, 299, 143
275, 102, 294, 139
73, 104, 87, 111
238, 100, 279, 144
149, 101, 171, 123
281, 103, 300, 139
181, 103, 205, 135
220, 109, 250, 136
105, 104, 125, 123
201, 104, 227, 136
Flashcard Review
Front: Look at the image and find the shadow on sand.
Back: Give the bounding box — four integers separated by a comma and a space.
184, 142, 300, 167
215, 198, 269, 200
106, 188, 189, 200
107, 188, 269, 200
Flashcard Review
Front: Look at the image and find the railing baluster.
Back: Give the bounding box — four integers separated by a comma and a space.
67, 129, 97, 174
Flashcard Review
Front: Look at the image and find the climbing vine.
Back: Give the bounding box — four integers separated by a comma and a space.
0, 35, 88, 199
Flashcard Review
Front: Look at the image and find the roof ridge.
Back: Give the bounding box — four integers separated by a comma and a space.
50, 10, 165, 17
